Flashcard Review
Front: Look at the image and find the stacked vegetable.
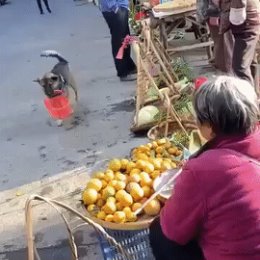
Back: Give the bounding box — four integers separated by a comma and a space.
82, 139, 182, 224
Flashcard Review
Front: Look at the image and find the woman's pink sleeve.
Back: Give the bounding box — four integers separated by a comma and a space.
160, 164, 205, 245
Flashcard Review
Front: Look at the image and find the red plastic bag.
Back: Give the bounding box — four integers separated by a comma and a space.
44, 95, 73, 120
134, 11, 146, 21
194, 76, 208, 90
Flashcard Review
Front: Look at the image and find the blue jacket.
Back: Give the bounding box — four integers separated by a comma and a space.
100, 0, 129, 12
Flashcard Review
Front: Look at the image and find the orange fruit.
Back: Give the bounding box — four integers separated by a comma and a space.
102, 186, 116, 200
104, 170, 114, 182
109, 159, 122, 172
137, 145, 150, 153
171, 162, 177, 168
136, 160, 147, 170
143, 162, 155, 174
120, 159, 129, 170
161, 161, 172, 171
129, 173, 141, 183
130, 183, 144, 201
126, 211, 137, 222
126, 161, 136, 173
140, 172, 152, 187
107, 197, 116, 203
157, 138, 167, 145
132, 203, 142, 212
94, 171, 105, 179
97, 211, 106, 220
105, 214, 114, 222
155, 146, 164, 154
115, 172, 127, 182
113, 211, 126, 223
164, 141, 172, 149
168, 147, 177, 155
116, 190, 133, 207
96, 198, 105, 208
152, 141, 158, 148
151, 158, 162, 170
114, 181, 126, 191
151, 170, 161, 179
144, 199, 161, 216
175, 150, 182, 156
108, 180, 118, 188
116, 202, 124, 211
103, 201, 117, 214
82, 188, 98, 205
142, 186, 152, 197
136, 153, 149, 161
123, 207, 132, 215
101, 180, 108, 189
130, 168, 141, 176
87, 178, 103, 191
87, 204, 99, 216
146, 143, 153, 149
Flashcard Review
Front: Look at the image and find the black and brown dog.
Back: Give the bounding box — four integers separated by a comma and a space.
34, 50, 78, 126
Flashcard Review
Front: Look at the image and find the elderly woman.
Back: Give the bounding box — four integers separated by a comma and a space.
149, 76, 260, 260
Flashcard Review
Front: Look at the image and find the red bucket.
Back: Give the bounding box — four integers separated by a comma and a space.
44, 95, 73, 120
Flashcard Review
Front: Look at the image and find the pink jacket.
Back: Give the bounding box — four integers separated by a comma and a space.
160, 128, 260, 260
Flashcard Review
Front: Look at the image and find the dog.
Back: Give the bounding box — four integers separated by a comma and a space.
34, 50, 78, 126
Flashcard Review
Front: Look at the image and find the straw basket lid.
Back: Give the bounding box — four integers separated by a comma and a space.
83, 205, 155, 231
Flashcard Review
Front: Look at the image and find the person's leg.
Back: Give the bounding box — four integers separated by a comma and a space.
43, 0, 51, 13
113, 8, 136, 78
232, 28, 259, 87
36, 0, 44, 14
149, 217, 203, 260
209, 24, 233, 73
124, 17, 136, 74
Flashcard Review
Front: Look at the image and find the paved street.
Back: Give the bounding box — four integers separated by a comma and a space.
0, 0, 146, 259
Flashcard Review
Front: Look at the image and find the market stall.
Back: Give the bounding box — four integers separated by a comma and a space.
147, 0, 213, 58
125, 0, 216, 141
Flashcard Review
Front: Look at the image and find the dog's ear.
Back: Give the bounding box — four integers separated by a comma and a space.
59, 74, 65, 84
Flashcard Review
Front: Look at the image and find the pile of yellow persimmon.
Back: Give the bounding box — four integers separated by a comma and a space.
82, 138, 182, 224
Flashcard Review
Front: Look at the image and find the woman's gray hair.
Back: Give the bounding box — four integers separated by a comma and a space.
193, 76, 259, 135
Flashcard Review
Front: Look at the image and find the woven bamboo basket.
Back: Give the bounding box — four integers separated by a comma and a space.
25, 195, 156, 260
147, 119, 197, 141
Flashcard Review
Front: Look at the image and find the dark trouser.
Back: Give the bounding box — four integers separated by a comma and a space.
231, 25, 259, 95
209, 24, 234, 74
102, 8, 136, 78
36, 0, 51, 13
149, 217, 203, 260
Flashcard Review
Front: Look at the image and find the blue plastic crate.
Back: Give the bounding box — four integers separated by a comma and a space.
97, 228, 155, 260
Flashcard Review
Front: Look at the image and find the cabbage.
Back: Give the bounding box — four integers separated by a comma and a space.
137, 105, 160, 126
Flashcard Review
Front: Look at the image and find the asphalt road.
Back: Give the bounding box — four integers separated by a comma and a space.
0, 0, 146, 191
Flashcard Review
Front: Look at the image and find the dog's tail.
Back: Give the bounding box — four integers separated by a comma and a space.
40, 50, 68, 63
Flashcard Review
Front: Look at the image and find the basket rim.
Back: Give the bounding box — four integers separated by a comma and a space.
82, 203, 155, 231
147, 120, 197, 140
